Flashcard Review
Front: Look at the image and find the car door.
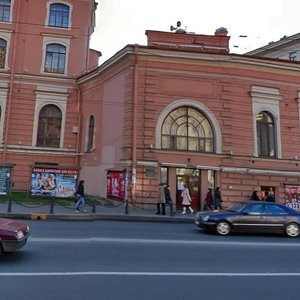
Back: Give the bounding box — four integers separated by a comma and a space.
259, 204, 290, 233
230, 203, 266, 233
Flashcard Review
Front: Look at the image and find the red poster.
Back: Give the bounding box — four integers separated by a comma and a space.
107, 170, 125, 200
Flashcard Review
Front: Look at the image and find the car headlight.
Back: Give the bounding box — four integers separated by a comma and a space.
16, 231, 24, 239
202, 215, 210, 222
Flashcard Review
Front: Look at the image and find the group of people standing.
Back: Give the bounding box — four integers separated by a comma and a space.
250, 190, 276, 202
157, 184, 223, 215
156, 184, 174, 216
203, 187, 223, 210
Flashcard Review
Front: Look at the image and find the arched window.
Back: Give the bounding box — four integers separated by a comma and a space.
37, 104, 62, 148
161, 106, 214, 152
44, 43, 66, 74
0, 38, 7, 68
0, 0, 11, 22
87, 115, 95, 152
49, 3, 69, 28
256, 111, 276, 157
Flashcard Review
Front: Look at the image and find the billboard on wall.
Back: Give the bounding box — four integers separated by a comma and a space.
0, 166, 13, 196
31, 167, 79, 198
284, 185, 300, 211
107, 170, 125, 200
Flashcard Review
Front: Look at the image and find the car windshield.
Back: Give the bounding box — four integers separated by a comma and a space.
226, 203, 246, 212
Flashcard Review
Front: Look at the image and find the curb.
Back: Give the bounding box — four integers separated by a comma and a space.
0, 212, 195, 223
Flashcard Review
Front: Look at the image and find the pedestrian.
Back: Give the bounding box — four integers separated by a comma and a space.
181, 184, 193, 214
75, 180, 86, 212
250, 190, 260, 201
156, 184, 166, 215
214, 187, 222, 210
265, 191, 276, 202
203, 188, 213, 210
164, 185, 174, 216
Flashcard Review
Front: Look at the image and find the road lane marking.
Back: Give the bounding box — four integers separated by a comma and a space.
30, 237, 300, 248
1, 272, 300, 277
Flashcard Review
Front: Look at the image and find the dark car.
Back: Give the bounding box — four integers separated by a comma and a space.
0, 217, 30, 256
195, 201, 300, 237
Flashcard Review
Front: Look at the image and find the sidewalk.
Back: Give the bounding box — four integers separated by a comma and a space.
0, 200, 195, 223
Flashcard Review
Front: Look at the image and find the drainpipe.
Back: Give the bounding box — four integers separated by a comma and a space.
75, 85, 82, 167
3, 0, 21, 162
131, 45, 139, 201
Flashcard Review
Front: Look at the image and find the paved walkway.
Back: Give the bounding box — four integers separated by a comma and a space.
0, 200, 195, 223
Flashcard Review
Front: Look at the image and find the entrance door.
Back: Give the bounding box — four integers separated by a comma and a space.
176, 169, 200, 211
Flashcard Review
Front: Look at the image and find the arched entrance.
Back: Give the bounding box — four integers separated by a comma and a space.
176, 168, 201, 211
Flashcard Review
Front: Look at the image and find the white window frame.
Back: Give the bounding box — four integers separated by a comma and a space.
85, 115, 95, 152
0, 30, 11, 70
45, 0, 73, 29
251, 85, 282, 158
155, 99, 222, 154
0, 0, 14, 23
41, 36, 70, 75
0, 83, 8, 143
33, 85, 68, 148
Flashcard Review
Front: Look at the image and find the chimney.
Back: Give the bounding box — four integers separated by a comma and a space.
215, 27, 228, 36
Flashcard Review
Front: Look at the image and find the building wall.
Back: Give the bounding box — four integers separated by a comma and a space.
78, 31, 300, 207
0, 0, 97, 190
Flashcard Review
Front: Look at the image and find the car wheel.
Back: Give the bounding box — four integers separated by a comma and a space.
285, 223, 300, 237
216, 221, 231, 236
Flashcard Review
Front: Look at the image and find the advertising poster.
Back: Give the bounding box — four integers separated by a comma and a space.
284, 185, 300, 211
0, 167, 12, 195
31, 167, 79, 198
107, 170, 125, 200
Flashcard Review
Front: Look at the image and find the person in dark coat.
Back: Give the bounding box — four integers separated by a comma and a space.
164, 185, 174, 216
75, 180, 86, 212
204, 188, 213, 210
250, 190, 260, 201
214, 187, 222, 210
265, 191, 276, 202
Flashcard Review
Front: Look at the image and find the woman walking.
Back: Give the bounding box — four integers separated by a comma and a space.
181, 184, 194, 214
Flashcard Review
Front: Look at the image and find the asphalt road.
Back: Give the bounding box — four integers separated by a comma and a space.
1, 220, 300, 300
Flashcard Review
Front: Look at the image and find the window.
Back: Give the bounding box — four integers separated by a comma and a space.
289, 52, 297, 61
36, 104, 62, 148
161, 106, 214, 152
160, 167, 168, 185
48, 3, 69, 28
87, 115, 95, 152
256, 111, 276, 157
44, 44, 66, 74
0, 38, 6, 68
0, 0, 10, 22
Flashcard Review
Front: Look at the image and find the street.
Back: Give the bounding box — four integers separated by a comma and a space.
1, 220, 300, 300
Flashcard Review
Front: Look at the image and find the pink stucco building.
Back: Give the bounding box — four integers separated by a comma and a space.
0, 0, 99, 190
78, 27, 300, 210
1, 1, 300, 210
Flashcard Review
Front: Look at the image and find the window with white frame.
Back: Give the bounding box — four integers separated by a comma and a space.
251, 86, 281, 158
44, 43, 66, 74
156, 99, 222, 154
36, 104, 62, 148
48, 3, 70, 28
161, 106, 214, 152
0, 0, 11, 22
0, 38, 6, 68
256, 111, 276, 157
87, 115, 95, 152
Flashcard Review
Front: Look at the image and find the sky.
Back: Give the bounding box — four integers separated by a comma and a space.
90, 0, 300, 64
